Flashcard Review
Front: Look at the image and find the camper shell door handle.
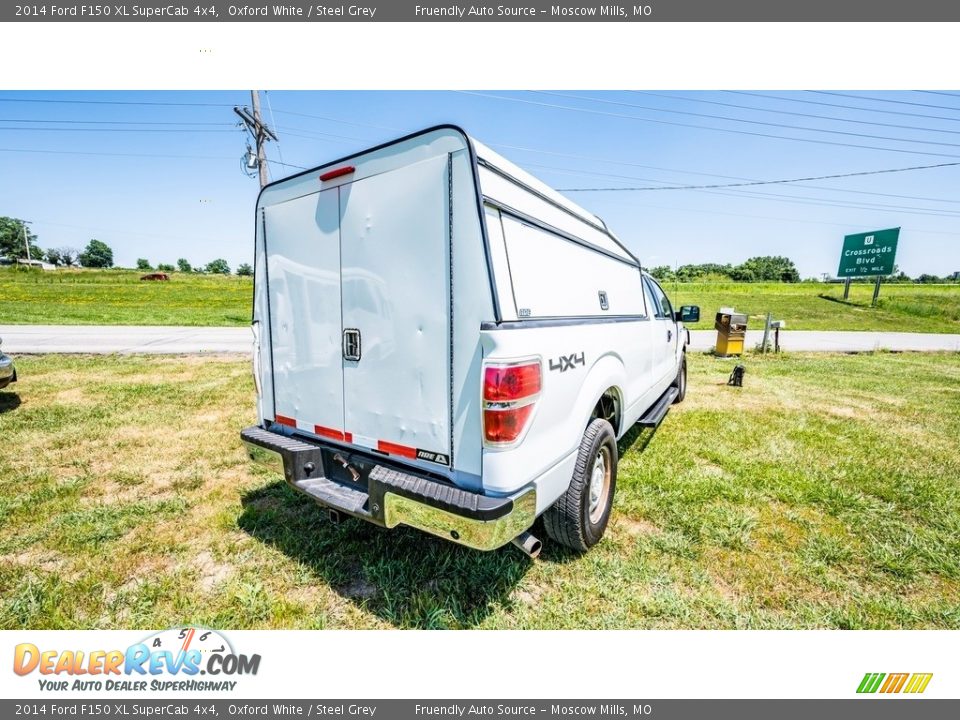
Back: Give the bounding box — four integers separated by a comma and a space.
343, 328, 361, 361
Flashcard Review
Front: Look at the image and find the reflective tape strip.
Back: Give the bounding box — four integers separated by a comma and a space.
377, 439, 417, 459
314, 424, 349, 442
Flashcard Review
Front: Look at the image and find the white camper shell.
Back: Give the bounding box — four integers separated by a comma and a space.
242, 125, 698, 554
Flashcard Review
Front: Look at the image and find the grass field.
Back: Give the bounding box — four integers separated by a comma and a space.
0, 267, 251, 326
2, 351, 959, 630
669, 280, 960, 333
2, 266, 960, 332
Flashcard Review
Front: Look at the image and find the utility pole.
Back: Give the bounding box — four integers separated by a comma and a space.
21, 220, 32, 263
234, 90, 277, 189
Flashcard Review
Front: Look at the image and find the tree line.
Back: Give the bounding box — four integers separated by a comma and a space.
0, 216, 252, 276
648, 256, 959, 284
649, 256, 801, 283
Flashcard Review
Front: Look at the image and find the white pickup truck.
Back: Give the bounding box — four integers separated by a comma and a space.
241, 125, 699, 556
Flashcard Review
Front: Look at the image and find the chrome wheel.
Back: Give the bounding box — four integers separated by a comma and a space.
588, 446, 612, 524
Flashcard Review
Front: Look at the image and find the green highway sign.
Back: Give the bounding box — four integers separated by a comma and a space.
837, 227, 900, 277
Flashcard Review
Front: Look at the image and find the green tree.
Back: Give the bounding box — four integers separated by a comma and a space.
0, 216, 43, 261
79, 239, 114, 268
676, 263, 734, 282
52, 247, 80, 267
176, 258, 192, 273
45, 248, 63, 266
205, 258, 231, 275
236, 263, 253, 277
728, 265, 756, 282
157, 263, 175, 273
732, 256, 800, 283
648, 265, 675, 282
136, 258, 152, 271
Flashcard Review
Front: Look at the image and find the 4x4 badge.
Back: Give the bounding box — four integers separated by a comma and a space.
549, 352, 585, 373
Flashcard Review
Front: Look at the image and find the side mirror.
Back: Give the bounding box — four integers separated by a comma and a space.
676, 305, 700, 323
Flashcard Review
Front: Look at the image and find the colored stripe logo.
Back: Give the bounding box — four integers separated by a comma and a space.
857, 672, 932, 694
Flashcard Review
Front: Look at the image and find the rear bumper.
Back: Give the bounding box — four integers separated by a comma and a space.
0, 354, 15, 389
240, 425, 535, 551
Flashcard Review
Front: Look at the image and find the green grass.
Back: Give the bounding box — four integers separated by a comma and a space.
669, 281, 960, 333
0, 267, 251, 326
2, 266, 960, 331
2, 351, 959, 629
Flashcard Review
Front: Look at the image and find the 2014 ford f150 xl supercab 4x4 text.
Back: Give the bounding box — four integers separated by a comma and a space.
241, 125, 699, 555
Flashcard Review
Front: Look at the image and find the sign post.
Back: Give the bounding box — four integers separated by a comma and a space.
836, 227, 900, 306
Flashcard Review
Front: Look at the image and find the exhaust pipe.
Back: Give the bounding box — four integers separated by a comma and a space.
511, 531, 542, 559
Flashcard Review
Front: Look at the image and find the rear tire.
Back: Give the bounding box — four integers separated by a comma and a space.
672, 353, 687, 403
543, 418, 617, 552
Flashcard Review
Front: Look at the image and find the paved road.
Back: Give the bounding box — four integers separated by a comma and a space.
2, 325, 959, 354
0, 325, 251, 354
688, 329, 960, 353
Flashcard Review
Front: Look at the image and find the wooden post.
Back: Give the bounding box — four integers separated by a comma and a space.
761, 311, 771, 354
872, 276, 881, 307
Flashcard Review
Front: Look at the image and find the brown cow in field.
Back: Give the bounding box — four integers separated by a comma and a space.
140, 273, 170, 281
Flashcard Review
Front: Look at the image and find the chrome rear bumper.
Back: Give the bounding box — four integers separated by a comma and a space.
241, 425, 535, 551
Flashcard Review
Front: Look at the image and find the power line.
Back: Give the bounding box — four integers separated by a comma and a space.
0, 96, 236, 107
458, 91, 960, 159
0, 118, 235, 126
627, 91, 960, 135
0, 126, 239, 133
0, 145, 306, 169
916, 91, 960, 100
811, 91, 960, 112
534, 90, 960, 149
488, 140, 960, 205
592, 194, 960, 237
0, 147, 234, 160
727, 91, 960, 123
528, 159, 960, 209
491, 141, 741, 180
263, 91, 287, 173
276, 125, 369, 142
0, 147, 227, 162
700, 186, 960, 219
270, 107, 400, 132
536, 160, 960, 218
759, 182, 960, 205
555, 161, 960, 192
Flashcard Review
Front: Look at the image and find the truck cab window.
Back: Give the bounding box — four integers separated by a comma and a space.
643, 277, 666, 319
649, 279, 673, 320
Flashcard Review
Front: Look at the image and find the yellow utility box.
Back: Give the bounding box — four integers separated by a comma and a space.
715, 308, 748, 356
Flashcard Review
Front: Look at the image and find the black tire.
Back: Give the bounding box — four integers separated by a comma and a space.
543, 418, 617, 552
672, 353, 687, 403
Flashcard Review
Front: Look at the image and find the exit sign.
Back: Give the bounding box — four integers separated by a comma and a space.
837, 227, 900, 277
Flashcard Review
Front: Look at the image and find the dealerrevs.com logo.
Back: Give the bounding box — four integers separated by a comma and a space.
13, 627, 261, 692
857, 673, 933, 694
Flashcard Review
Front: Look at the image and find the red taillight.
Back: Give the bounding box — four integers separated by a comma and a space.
483, 360, 541, 445
483, 404, 536, 444
483, 363, 541, 402
319, 165, 355, 182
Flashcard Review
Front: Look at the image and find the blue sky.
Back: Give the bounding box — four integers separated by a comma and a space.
1, 90, 958, 277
